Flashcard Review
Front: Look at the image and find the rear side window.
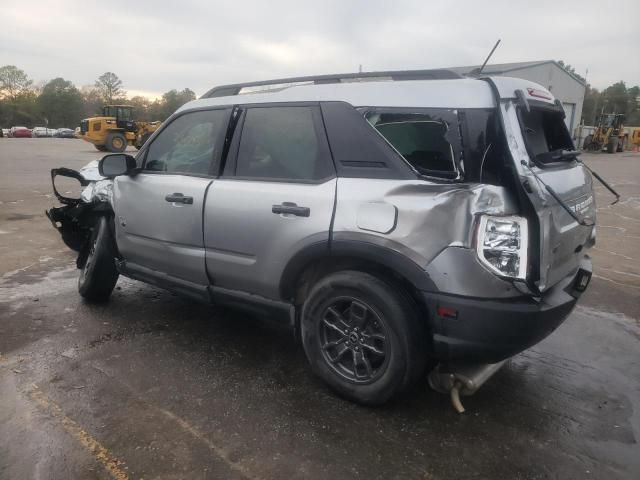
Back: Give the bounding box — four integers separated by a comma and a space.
235, 106, 333, 181
365, 111, 459, 179
144, 109, 227, 175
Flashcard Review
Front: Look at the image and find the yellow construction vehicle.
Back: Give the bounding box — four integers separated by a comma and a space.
631, 128, 640, 149
79, 105, 160, 153
583, 113, 629, 153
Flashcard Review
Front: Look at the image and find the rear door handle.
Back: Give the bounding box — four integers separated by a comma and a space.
272, 202, 310, 217
165, 193, 193, 204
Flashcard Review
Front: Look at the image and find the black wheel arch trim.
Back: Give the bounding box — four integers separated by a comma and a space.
279, 235, 437, 301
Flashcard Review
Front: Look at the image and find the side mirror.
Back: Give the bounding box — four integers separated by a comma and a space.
98, 154, 136, 178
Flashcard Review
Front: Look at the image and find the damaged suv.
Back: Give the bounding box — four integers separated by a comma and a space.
47, 69, 616, 408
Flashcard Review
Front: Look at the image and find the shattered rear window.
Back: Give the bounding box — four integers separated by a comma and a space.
519, 108, 575, 163
364, 109, 461, 180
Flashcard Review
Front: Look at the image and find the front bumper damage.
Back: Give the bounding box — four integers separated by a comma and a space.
45, 161, 114, 266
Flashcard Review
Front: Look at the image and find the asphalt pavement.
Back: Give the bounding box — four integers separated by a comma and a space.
1, 138, 639, 479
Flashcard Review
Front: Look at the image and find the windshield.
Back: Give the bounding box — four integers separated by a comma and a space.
519, 108, 575, 164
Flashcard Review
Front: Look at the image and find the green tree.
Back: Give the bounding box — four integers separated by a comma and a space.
581, 81, 640, 125
94, 72, 124, 104
159, 88, 196, 119
37, 78, 84, 128
582, 85, 601, 125
128, 95, 151, 121
557, 60, 586, 83
80, 86, 104, 118
0, 65, 33, 100
602, 81, 629, 114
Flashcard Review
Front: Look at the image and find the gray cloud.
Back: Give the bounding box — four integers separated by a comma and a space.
3, 0, 638, 97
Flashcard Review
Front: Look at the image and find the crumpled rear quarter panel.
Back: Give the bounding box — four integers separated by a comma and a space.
332, 178, 520, 297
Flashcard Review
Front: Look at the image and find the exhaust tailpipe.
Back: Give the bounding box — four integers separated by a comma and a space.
428, 360, 507, 413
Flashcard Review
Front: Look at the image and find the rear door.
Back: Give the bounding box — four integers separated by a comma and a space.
113, 107, 230, 290
203, 104, 337, 300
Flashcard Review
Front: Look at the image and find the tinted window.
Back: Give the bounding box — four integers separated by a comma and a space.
145, 109, 227, 175
236, 106, 330, 180
366, 112, 456, 177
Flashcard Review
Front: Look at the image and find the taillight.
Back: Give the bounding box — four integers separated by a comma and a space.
475, 215, 529, 280
526, 88, 552, 100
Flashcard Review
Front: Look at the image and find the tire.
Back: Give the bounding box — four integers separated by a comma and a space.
607, 137, 618, 154
94, 144, 108, 152
617, 137, 627, 152
301, 270, 427, 405
78, 216, 119, 302
582, 134, 593, 150
135, 132, 152, 150
105, 132, 127, 153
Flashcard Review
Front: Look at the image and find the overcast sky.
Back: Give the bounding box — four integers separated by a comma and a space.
2, 0, 638, 98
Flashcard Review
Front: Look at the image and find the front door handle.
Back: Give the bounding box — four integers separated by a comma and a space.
272, 202, 310, 217
165, 193, 193, 204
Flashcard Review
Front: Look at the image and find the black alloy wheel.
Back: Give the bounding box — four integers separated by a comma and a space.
319, 297, 389, 383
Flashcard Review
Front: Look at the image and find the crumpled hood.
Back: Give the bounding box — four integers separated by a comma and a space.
77, 160, 114, 204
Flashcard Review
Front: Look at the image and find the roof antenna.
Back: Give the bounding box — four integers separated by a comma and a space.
477, 39, 501, 74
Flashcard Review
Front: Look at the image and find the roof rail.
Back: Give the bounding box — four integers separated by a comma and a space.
201, 68, 464, 98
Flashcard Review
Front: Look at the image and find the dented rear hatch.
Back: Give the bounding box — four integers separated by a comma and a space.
489, 78, 598, 291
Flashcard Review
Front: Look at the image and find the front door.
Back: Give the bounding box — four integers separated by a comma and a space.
113, 107, 230, 289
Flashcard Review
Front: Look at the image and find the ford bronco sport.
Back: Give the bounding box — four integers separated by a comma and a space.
47, 69, 615, 407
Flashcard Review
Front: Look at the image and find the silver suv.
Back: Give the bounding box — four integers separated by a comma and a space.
47, 69, 611, 407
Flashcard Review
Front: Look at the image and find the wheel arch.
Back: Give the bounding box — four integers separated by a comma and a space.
280, 239, 436, 313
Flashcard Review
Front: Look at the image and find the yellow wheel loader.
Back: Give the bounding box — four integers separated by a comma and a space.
79, 105, 160, 153
583, 114, 629, 153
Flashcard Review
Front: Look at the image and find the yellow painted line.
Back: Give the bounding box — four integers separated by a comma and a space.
155, 405, 259, 480
28, 385, 130, 480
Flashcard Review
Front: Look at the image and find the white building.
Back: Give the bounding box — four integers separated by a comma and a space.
449, 60, 586, 135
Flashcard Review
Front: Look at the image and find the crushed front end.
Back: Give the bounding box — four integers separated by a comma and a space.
46, 161, 114, 266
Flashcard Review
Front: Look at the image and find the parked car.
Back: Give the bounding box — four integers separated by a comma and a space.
55, 128, 76, 138
11, 127, 32, 138
46, 70, 615, 408
32, 127, 58, 138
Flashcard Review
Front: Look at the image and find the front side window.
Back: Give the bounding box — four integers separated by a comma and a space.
365, 111, 458, 179
144, 109, 227, 175
235, 106, 331, 181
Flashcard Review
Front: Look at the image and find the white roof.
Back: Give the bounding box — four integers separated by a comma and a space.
179, 76, 555, 113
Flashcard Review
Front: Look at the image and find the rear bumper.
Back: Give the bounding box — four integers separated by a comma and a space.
423, 256, 592, 363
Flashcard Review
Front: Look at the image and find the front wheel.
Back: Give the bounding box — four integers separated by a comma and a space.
582, 134, 593, 150
78, 216, 119, 302
301, 271, 427, 405
105, 132, 127, 153
607, 137, 618, 153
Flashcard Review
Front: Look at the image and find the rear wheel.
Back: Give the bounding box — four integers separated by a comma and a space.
607, 137, 618, 153
617, 136, 627, 152
78, 216, 119, 302
301, 270, 427, 405
106, 132, 127, 153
